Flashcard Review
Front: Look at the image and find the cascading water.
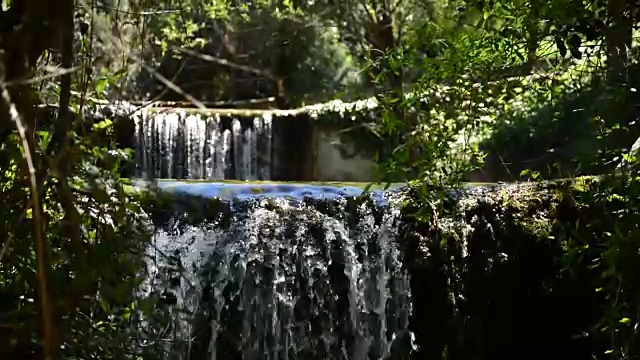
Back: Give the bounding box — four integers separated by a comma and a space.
133, 110, 273, 180
143, 185, 415, 360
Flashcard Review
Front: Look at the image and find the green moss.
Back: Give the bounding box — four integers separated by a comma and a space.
403, 174, 640, 358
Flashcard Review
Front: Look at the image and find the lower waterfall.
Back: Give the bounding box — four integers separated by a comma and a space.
143, 184, 415, 360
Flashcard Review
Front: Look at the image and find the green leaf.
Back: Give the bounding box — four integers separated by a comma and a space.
619, 317, 633, 325
113, 68, 128, 79
95, 77, 109, 97
93, 119, 113, 131
555, 37, 567, 58
37, 130, 51, 150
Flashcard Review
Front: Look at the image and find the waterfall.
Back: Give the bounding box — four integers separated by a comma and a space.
143, 188, 415, 360
133, 110, 273, 180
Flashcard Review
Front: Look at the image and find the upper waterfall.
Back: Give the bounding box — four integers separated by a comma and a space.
133, 110, 274, 180
98, 97, 380, 182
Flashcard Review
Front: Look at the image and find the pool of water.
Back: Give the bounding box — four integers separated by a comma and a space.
151, 180, 401, 200
131, 179, 500, 201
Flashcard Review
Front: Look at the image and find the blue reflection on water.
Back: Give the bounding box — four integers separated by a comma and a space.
153, 181, 399, 203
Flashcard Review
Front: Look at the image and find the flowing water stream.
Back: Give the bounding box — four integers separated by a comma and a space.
142, 184, 415, 360
133, 111, 273, 180
128, 104, 416, 359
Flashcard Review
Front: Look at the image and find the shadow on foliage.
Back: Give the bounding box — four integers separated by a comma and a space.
480, 79, 605, 181
480, 66, 640, 181
403, 176, 640, 359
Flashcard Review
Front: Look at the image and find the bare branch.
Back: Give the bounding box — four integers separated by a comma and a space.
170, 45, 277, 80
95, 0, 182, 16
2, 65, 81, 86
390, 0, 406, 14
77, 0, 212, 111
138, 62, 207, 109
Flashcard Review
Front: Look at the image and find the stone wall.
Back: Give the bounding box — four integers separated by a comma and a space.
313, 129, 376, 182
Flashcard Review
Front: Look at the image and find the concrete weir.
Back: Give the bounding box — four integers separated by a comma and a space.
104, 99, 379, 182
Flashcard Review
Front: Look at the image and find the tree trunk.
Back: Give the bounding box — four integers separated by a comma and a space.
523, 0, 541, 74
606, 0, 632, 87
0, 1, 70, 358
604, 0, 634, 161
365, 11, 400, 95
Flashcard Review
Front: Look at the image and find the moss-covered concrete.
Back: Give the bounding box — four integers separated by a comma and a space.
402, 175, 640, 359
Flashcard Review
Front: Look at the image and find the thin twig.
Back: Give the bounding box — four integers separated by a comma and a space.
78, 0, 97, 126
0, 82, 55, 359
0, 152, 68, 263
37, 52, 52, 93
138, 62, 207, 109
170, 46, 277, 80
1, 66, 82, 86
96, 0, 182, 16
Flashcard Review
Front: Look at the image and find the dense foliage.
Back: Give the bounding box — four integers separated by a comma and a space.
378, 1, 640, 359
368, 0, 640, 184
0, 1, 167, 358
2, 0, 640, 359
